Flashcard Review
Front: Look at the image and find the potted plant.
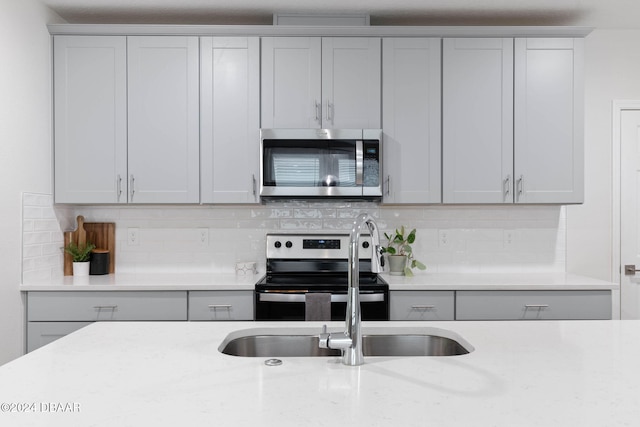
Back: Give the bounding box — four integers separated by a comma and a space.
381, 226, 426, 277
64, 241, 96, 276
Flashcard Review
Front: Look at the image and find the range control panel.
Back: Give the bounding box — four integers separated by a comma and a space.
266, 234, 373, 259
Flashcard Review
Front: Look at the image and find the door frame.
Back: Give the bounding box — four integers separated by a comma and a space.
612, 100, 640, 318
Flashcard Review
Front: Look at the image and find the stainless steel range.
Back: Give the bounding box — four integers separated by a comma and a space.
255, 233, 389, 321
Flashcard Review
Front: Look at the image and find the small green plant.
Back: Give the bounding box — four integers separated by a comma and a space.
64, 242, 96, 262
382, 226, 426, 277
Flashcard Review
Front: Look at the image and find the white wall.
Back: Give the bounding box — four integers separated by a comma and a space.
0, 0, 62, 365
566, 29, 640, 281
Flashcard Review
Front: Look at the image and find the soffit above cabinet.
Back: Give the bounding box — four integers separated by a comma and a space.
47, 24, 593, 38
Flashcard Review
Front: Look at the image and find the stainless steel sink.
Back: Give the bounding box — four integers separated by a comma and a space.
219, 327, 473, 358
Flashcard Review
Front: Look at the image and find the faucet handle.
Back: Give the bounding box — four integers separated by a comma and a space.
319, 324, 330, 348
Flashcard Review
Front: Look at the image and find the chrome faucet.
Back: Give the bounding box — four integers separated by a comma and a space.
319, 213, 384, 366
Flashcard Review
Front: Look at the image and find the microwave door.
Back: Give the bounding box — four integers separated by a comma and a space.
262, 142, 363, 197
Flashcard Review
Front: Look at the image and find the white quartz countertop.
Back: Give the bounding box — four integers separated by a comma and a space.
0, 320, 637, 426
19, 272, 617, 291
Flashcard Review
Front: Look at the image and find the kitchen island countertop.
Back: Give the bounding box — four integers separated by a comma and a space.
19, 272, 618, 291
0, 319, 637, 426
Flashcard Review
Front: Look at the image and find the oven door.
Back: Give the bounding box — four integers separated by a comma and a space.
255, 290, 389, 321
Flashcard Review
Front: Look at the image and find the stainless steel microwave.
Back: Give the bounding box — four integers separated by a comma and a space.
260, 129, 382, 199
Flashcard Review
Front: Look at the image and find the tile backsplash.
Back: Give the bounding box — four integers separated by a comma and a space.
22, 200, 564, 277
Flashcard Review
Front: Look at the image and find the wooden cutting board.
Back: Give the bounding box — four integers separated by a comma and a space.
64, 215, 116, 276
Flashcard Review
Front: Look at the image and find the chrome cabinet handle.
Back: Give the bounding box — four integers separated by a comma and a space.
129, 174, 135, 201
117, 174, 123, 202
314, 101, 321, 124
208, 304, 232, 310
516, 175, 524, 201
252, 174, 257, 198
411, 305, 435, 310
93, 305, 118, 310
504, 174, 511, 199
325, 100, 333, 124
524, 304, 549, 309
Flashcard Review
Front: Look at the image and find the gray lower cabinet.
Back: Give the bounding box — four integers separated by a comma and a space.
27, 322, 92, 353
188, 291, 254, 321
456, 290, 612, 320
26, 291, 188, 352
390, 291, 455, 320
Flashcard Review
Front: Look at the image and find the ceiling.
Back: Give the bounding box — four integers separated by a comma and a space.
39, 0, 639, 28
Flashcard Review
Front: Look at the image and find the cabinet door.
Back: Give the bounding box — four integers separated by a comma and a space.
54, 36, 127, 204
514, 38, 584, 203
443, 38, 514, 204
322, 37, 381, 128
127, 36, 200, 203
261, 37, 322, 128
200, 37, 260, 203
27, 322, 91, 353
382, 38, 441, 203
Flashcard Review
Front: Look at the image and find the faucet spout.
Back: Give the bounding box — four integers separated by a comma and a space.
318, 213, 383, 366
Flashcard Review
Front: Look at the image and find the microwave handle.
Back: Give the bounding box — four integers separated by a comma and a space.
356, 140, 363, 185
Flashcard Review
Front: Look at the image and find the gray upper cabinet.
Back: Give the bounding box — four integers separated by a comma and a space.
514, 38, 584, 204
52, 29, 584, 207
261, 37, 381, 129
200, 37, 260, 204
54, 36, 128, 204
443, 38, 514, 204
54, 35, 200, 204
382, 38, 442, 204
127, 36, 200, 203
442, 37, 584, 205
261, 37, 322, 129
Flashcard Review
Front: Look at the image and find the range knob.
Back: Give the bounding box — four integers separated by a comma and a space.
274, 241, 282, 248
362, 241, 370, 249
285, 241, 293, 248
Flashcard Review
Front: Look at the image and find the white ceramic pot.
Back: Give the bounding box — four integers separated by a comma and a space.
72, 261, 90, 276
387, 255, 407, 276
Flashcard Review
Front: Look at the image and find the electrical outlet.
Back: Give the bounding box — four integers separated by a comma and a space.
128, 228, 139, 246
198, 228, 209, 247
438, 229, 449, 248
503, 230, 514, 248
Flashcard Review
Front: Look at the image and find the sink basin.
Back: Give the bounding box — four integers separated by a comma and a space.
219, 326, 473, 357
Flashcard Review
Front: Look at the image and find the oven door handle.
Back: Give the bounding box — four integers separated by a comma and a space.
258, 293, 385, 303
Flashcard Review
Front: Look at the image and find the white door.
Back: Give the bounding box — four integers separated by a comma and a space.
322, 37, 381, 128
127, 36, 200, 203
382, 37, 441, 203
200, 37, 260, 204
620, 109, 640, 318
261, 37, 322, 128
53, 36, 128, 204
442, 38, 514, 204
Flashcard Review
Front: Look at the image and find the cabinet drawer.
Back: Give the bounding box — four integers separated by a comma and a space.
27, 291, 187, 321
456, 290, 612, 320
189, 291, 254, 321
390, 291, 455, 321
